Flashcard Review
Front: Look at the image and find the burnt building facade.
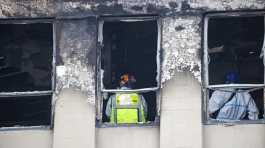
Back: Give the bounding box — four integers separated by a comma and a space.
0, 1, 264, 148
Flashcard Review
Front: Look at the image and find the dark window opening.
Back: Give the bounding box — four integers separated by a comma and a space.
206, 15, 265, 122
0, 22, 53, 127
100, 19, 159, 123
0, 95, 51, 127
101, 20, 158, 89
208, 16, 264, 85
0, 23, 53, 92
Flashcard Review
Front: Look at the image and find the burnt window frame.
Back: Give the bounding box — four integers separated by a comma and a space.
202, 11, 265, 124
0, 18, 55, 130
96, 15, 162, 127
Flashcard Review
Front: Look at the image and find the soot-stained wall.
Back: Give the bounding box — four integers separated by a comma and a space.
1, 0, 264, 17
0, 0, 264, 95
55, 18, 97, 105
162, 15, 201, 83
0, 0, 55, 17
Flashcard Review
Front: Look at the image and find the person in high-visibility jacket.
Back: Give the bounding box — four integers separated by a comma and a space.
105, 74, 148, 124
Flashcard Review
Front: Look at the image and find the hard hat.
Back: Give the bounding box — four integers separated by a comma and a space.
225, 72, 238, 84
120, 73, 136, 88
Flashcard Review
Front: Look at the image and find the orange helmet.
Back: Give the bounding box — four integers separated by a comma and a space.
120, 73, 136, 87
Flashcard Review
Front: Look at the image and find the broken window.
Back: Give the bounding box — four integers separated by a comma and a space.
97, 16, 161, 125
203, 12, 265, 123
0, 21, 53, 127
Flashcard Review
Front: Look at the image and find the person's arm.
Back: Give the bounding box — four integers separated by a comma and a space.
208, 91, 222, 114
246, 93, 259, 120
140, 95, 148, 117
105, 95, 113, 118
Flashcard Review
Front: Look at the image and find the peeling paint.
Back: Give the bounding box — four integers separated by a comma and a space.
196, 0, 265, 10
0, 0, 264, 18
62, 1, 94, 13
0, 0, 55, 17
58, 0, 265, 16
56, 66, 66, 77
161, 16, 201, 84
55, 20, 97, 105
56, 63, 95, 105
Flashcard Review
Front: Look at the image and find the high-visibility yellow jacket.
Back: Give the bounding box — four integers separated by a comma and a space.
110, 93, 146, 124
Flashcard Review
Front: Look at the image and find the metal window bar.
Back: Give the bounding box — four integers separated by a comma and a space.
0, 18, 54, 24
205, 11, 265, 18
263, 15, 265, 66
0, 125, 50, 131
101, 87, 159, 93
99, 15, 159, 22
207, 87, 264, 93
206, 84, 265, 89
156, 18, 163, 117
203, 16, 209, 86
0, 91, 53, 98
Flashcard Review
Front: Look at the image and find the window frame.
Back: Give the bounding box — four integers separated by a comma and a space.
203, 11, 265, 124
0, 18, 55, 130
96, 15, 162, 127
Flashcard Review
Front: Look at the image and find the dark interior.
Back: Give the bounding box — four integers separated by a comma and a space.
0, 23, 53, 92
208, 16, 264, 85
101, 20, 158, 89
0, 95, 51, 127
0, 23, 53, 127
101, 20, 158, 122
207, 16, 265, 119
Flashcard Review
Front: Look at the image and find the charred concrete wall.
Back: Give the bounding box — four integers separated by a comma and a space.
55, 18, 97, 104
53, 18, 97, 148
0, 1, 264, 148
0, 1, 264, 86
162, 15, 201, 83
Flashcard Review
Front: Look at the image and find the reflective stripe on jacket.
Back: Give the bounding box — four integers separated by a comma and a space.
110, 93, 146, 124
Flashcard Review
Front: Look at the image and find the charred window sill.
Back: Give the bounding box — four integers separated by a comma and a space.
0, 126, 51, 131
96, 121, 160, 128
204, 119, 265, 125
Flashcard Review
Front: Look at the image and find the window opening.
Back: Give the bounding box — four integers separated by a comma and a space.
204, 13, 265, 123
101, 20, 158, 89
0, 95, 51, 127
0, 22, 53, 127
208, 16, 264, 85
98, 17, 160, 125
